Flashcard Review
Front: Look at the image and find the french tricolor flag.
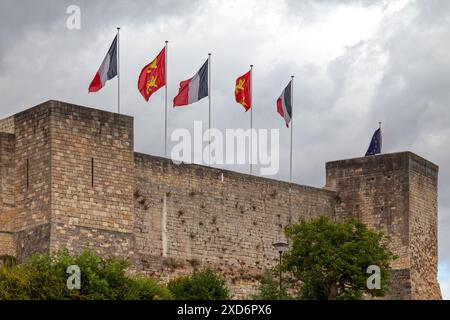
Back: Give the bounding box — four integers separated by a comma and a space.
276, 80, 293, 128
88, 35, 118, 93
173, 60, 209, 107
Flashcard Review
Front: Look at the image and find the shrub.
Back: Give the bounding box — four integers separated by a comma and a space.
0, 249, 170, 300
168, 268, 229, 300
252, 269, 291, 300
123, 277, 172, 300
0, 267, 31, 300
0, 255, 17, 268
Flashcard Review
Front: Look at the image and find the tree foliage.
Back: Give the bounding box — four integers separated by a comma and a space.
0, 250, 172, 300
282, 217, 394, 300
168, 268, 229, 300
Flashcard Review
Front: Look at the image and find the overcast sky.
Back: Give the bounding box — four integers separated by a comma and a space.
1, 0, 449, 298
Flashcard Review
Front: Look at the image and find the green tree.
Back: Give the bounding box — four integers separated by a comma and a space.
282, 217, 394, 300
168, 268, 229, 300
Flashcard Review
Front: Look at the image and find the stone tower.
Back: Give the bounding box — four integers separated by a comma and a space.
0, 101, 135, 260
0, 100, 441, 299
325, 153, 441, 299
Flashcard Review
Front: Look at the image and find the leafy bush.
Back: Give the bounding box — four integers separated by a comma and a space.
168, 268, 229, 300
0, 250, 171, 300
252, 269, 291, 300
0, 255, 17, 268
123, 277, 172, 300
0, 266, 31, 300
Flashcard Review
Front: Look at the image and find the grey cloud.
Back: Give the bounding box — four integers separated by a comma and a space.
353, 0, 450, 260
253, 0, 450, 265
382, 1, 450, 263
0, 0, 204, 71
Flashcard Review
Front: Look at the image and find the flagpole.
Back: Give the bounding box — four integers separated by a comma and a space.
165, 40, 168, 158
208, 53, 212, 167
290, 75, 294, 183
117, 27, 121, 114
288, 75, 295, 225
250, 64, 254, 175
379, 121, 382, 153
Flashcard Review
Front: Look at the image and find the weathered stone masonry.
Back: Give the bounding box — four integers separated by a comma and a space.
0, 100, 441, 299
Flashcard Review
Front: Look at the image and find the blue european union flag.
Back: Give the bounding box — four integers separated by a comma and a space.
365, 128, 382, 156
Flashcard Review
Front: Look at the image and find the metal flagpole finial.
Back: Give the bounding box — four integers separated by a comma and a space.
379, 121, 382, 129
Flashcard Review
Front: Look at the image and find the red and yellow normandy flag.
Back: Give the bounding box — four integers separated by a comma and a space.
138, 47, 166, 101
234, 70, 251, 111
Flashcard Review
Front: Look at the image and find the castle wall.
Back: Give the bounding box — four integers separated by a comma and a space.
325, 154, 411, 270
0, 233, 15, 257
0, 132, 16, 256
0, 104, 54, 260
13, 104, 53, 260
0, 116, 15, 134
325, 152, 441, 299
133, 153, 336, 297
0, 101, 442, 299
13, 104, 52, 231
47, 101, 136, 258
408, 155, 441, 299
0, 133, 15, 232
1, 101, 137, 261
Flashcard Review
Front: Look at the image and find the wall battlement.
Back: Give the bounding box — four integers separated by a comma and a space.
0, 100, 441, 299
